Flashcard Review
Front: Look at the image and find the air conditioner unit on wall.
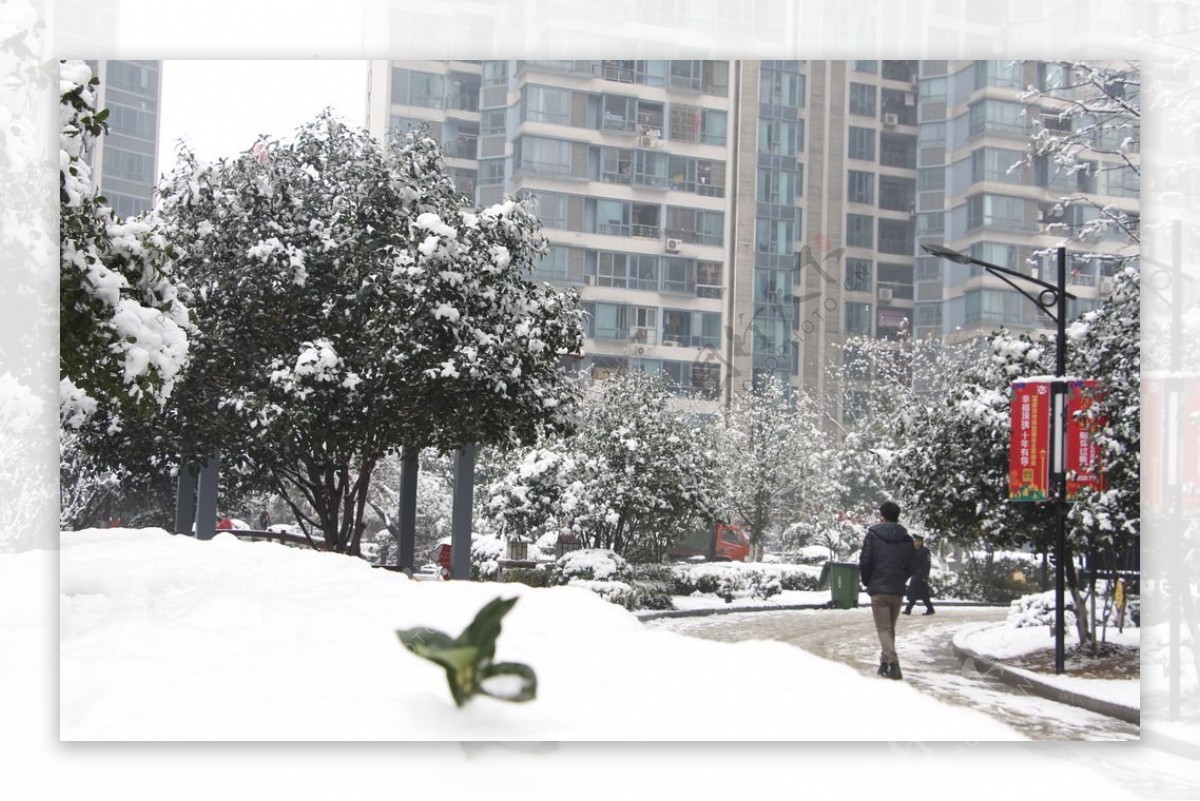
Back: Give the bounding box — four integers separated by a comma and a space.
883, 113, 899, 127
665, 238, 682, 253
1099, 277, 1114, 294
878, 287, 894, 301
583, 274, 594, 285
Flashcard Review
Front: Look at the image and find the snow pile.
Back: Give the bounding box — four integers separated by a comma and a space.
59, 528, 1031, 741
1008, 591, 1077, 629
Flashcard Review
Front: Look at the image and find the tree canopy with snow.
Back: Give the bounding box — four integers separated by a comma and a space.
1019, 60, 1140, 247
58, 60, 192, 427
89, 112, 582, 553
714, 376, 835, 561
487, 370, 721, 561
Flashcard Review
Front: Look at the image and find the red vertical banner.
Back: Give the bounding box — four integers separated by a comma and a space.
1010, 380, 1051, 502
1066, 380, 1106, 501
1142, 377, 1163, 515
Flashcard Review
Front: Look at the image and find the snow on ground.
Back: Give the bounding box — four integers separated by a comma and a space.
57, 527, 1031, 742
958, 622, 1140, 710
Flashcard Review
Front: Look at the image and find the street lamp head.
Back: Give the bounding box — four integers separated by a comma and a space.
921, 243, 973, 265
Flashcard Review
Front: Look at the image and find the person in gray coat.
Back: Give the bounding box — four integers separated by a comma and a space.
858, 500, 915, 679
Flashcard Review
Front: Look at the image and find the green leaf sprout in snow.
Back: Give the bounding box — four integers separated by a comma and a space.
397, 596, 536, 708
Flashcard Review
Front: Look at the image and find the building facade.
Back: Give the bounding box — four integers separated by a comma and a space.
367, 59, 1138, 419
86, 60, 162, 218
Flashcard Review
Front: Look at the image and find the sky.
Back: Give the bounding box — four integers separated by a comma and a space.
157, 60, 370, 176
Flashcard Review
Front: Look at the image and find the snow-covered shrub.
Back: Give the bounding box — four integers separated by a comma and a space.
1007, 591, 1077, 629
568, 579, 639, 610
471, 533, 506, 580
672, 562, 783, 601
776, 564, 821, 591
550, 548, 632, 584
497, 567, 552, 588
627, 564, 676, 611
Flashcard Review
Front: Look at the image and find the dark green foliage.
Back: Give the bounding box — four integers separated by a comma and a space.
952, 557, 1040, 604
778, 569, 820, 591
498, 567, 552, 588
396, 597, 536, 708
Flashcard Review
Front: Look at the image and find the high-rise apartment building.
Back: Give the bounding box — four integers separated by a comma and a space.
85, 60, 162, 218
366, 59, 1138, 419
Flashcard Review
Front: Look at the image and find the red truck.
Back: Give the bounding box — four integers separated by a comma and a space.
667, 523, 749, 562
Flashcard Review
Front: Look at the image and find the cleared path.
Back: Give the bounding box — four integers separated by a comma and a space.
646, 605, 1138, 741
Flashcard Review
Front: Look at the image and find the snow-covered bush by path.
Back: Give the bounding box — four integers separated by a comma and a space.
546, 548, 643, 609
672, 561, 783, 601
59, 60, 192, 424
1007, 590, 1077, 629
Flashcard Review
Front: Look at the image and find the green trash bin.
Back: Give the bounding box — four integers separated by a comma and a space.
817, 562, 861, 609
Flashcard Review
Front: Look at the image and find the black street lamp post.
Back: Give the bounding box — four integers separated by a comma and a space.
921, 244, 1075, 674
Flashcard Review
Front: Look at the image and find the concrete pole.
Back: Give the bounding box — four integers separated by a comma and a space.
174, 460, 198, 536
397, 448, 419, 571
194, 450, 221, 541
450, 443, 476, 580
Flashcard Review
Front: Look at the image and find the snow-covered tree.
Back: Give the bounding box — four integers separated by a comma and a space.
58, 61, 192, 427
1019, 60, 1140, 246
715, 376, 834, 561
111, 113, 585, 554
487, 370, 721, 561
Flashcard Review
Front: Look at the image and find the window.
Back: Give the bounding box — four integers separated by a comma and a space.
661, 258, 694, 294
972, 148, 1024, 183
517, 136, 572, 175
968, 100, 1027, 137
849, 83, 876, 117
669, 60, 703, 90
481, 109, 506, 135
853, 60, 877, 73
107, 105, 156, 140
757, 168, 796, 205
482, 61, 508, 84
601, 95, 636, 132
965, 289, 1029, 324
967, 194, 1029, 231
844, 258, 873, 292
667, 207, 724, 246
878, 175, 915, 212
634, 150, 670, 188
753, 317, 789, 356
591, 302, 629, 340
532, 192, 568, 229
846, 302, 872, 335
755, 268, 793, 305
524, 85, 571, 124
918, 167, 945, 191
701, 109, 727, 145
702, 61, 730, 96
919, 77, 947, 104
975, 60, 1023, 90
878, 262, 914, 299
758, 118, 799, 155
848, 170, 875, 204
755, 218, 794, 255
661, 309, 692, 346
631, 306, 659, 344
670, 103, 701, 142
696, 261, 723, 298
918, 122, 946, 145
408, 71, 445, 108
105, 147, 154, 183
596, 252, 658, 290
534, 245, 569, 281
877, 219, 913, 255
879, 133, 916, 168
846, 214, 874, 248
106, 61, 157, 93
478, 158, 505, 185
759, 68, 804, 106
848, 126, 876, 160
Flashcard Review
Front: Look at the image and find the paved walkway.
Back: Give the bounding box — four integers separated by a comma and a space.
644, 604, 1138, 740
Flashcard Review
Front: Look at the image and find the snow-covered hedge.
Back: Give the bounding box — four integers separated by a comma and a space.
545, 550, 674, 611
1007, 591, 1077, 629
672, 562, 783, 601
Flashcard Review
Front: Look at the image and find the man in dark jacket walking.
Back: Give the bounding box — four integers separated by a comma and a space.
904, 534, 935, 615
858, 500, 915, 679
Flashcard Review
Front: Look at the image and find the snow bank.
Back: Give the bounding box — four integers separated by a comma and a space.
59, 528, 1028, 741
